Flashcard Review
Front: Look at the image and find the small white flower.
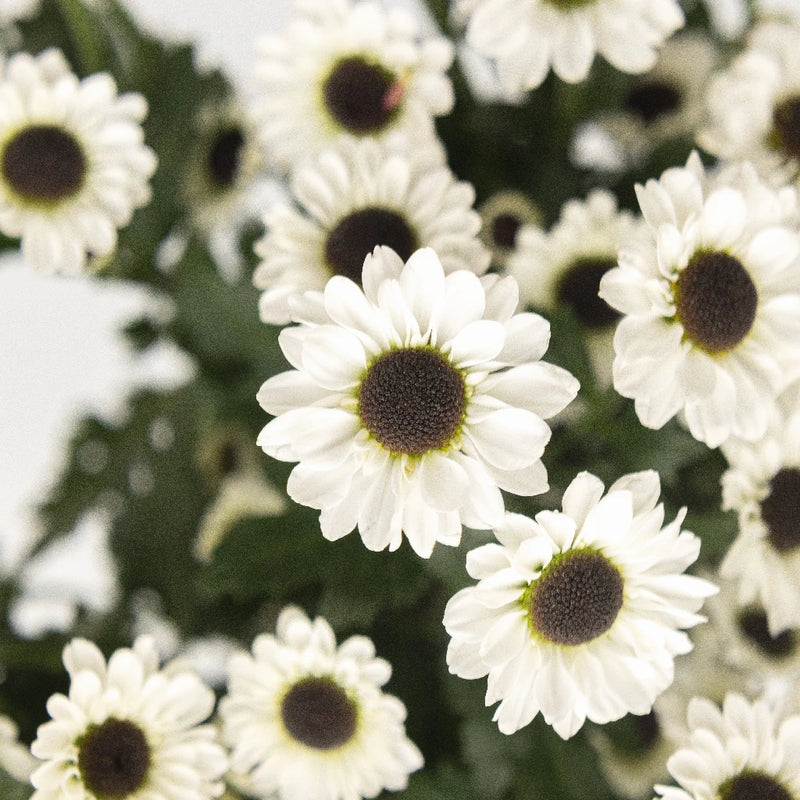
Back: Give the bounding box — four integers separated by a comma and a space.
0, 49, 157, 274
655, 693, 800, 800
219, 606, 423, 800
30, 636, 227, 800
251, 0, 453, 173
257, 246, 579, 557
0, 714, 37, 783
452, 0, 684, 93
599, 151, 800, 448
253, 135, 489, 325
443, 469, 717, 739
476, 189, 541, 268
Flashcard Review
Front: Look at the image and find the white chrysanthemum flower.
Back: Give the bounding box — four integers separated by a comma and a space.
219, 606, 423, 800
443, 469, 717, 739
0, 49, 157, 274
476, 189, 541, 268
30, 636, 227, 800
509, 189, 647, 388
251, 0, 453, 173
451, 0, 684, 93
719, 381, 800, 635
655, 693, 800, 800
257, 246, 579, 557
253, 135, 489, 325
598, 151, 800, 448
0, 714, 37, 783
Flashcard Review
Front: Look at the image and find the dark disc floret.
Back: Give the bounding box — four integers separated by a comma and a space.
325, 207, 417, 284
77, 718, 151, 799
2, 124, 86, 203
675, 251, 758, 352
737, 608, 797, 659
719, 771, 795, 800
773, 95, 800, 160
207, 126, 244, 189
322, 56, 400, 134
280, 676, 357, 750
490, 212, 522, 250
623, 80, 681, 124
358, 347, 466, 456
556, 257, 621, 329
760, 467, 800, 554
529, 550, 624, 647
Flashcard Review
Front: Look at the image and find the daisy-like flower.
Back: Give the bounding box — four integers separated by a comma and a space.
219, 606, 423, 800
451, 0, 684, 93
253, 135, 489, 325
476, 189, 541, 269
719, 380, 800, 635
256, 246, 579, 557
655, 693, 800, 800
0, 49, 157, 274
509, 189, 647, 387
443, 469, 717, 739
29, 636, 227, 800
251, 0, 453, 173
598, 151, 800, 448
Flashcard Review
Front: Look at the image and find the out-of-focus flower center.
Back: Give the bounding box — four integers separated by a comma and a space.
737, 607, 797, 659
557, 257, 621, 329
358, 347, 466, 456
760, 467, 800, 554
543, 0, 595, 8
674, 251, 757, 352
77, 718, 151, 799
490, 212, 521, 249
623, 80, 681, 124
529, 550, 624, 646
772, 95, 800, 160
325, 207, 417, 283
280, 676, 357, 750
719, 771, 795, 800
2, 124, 86, 203
322, 56, 402, 134
207, 126, 244, 189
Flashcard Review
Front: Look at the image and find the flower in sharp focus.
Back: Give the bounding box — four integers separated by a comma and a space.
30, 636, 227, 800
451, 0, 684, 93
599, 151, 800, 448
719, 380, 800, 635
443, 469, 717, 739
251, 0, 453, 173
256, 246, 579, 557
655, 693, 800, 800
0, 49, 157, 274
252, 134, 489, 325
219, 606, 423, 800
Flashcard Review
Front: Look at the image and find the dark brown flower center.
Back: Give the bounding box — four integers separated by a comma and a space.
773, 95, 800, 160
207, 126, 244, 189
557, 257, 621, 330
491, 213, 521, 249
720, 772, 795, 800
737, 608, 797, 659
322, 56, 400, 134
358, 347, 466, 455
2, 124, 86, 203
761, 467, 800, 554
530, 550, 624, 646
77, 718, 150, 799
675, 251, 757, 353
280, 677, 357, 750
325, 207, 417, 284
623, 80, 681, 124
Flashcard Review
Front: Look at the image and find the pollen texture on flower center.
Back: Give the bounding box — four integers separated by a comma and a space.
358, 347, 466, 456
773, 95, 800, 160
557, 257, 621, 329
207, 126, 244, 189
530, 550, 624, 646
325, 207, 417, 283
623, 81, 681, 124
760, 467, 800, 554
737, 608, 796, 659
720, 772, 795, 800
2, 124, 86, 203
280, 676, 357, 750
322, 56, 400, 134
77, 718, 151, 799
675, 251, 758, 352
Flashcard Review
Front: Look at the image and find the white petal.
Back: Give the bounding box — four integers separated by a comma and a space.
466, 408, 551, 470
301, 326, 366, 390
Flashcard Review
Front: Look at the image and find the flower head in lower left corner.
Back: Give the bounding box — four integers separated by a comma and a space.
29, 636, 228, 800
